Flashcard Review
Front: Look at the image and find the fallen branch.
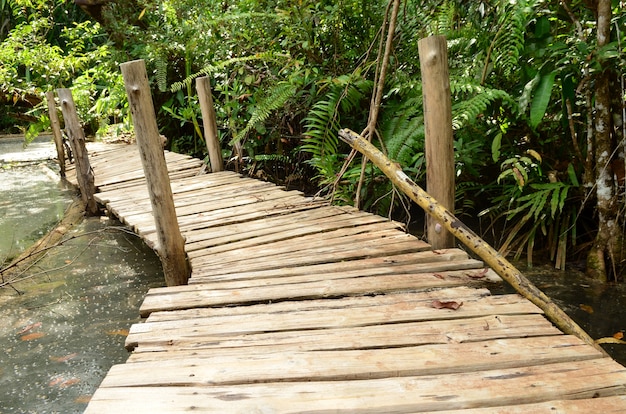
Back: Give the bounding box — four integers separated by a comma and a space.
339, 127, 606, 355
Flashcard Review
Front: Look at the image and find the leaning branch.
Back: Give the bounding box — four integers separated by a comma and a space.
339, 128, 605, 354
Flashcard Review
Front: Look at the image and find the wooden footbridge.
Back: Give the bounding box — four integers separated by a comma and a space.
60, 142, 626, 413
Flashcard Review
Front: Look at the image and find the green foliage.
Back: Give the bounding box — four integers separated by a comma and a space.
232, 81, 298, 146
302, 74, 372, 180
3, 0, 624, 270
450, 81, 512, 130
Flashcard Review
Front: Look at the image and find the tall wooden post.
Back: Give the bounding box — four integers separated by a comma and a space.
45, 91, 65, 178
196, 76, 224, 172
56, 88, 98, 215
419, 35, 455, 249
120, 59, 190, 286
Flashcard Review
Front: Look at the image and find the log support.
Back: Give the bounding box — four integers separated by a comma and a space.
56, 88, 98, 215
196, 76, 224, 172
120, 59, 190, 286
45, 91, 66, 178
418, 35, 455, 249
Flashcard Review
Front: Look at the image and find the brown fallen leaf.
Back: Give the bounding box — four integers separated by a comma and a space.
431, 300, 463, 310
579, 304, 594, 314
75, 395, 92, 404
20, 332, 46, 341
595, 337, 626, 345
17, 322, 41, 335
614, 331, 624, 340
465, 268, 489, 279
49, 376, 80, 388
48, 377, 64, 387
106, 329, 130, 337
59, 378, 80, 388
50, 353, 78, 363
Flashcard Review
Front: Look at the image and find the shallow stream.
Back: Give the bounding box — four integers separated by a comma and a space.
0, 137, 164, 413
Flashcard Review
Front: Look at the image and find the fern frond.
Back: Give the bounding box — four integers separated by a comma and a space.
154, 55, 168, 92
302, 76, 372, 163
491, 0, 536, 78
450, 80, 511, 129
170, 52, 290, 92
380, 96, 424, 166
428, 1, 456, 36
230, 82, 297, 145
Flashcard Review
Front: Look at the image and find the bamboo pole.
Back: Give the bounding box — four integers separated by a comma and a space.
196, 76, 224, 172
338, 128, 606, 354
56, 88, 98, 215
120, 59, 190, 286
419, 35, 455, 249
45, 91, 65, 178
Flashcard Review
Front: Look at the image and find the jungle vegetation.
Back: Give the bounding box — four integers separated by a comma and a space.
1, 0, 625, 281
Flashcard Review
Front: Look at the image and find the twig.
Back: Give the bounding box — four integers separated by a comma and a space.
355, 0, 401, 208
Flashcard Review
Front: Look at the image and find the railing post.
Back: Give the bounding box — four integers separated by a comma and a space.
56, 88, 98, 215
120, 59, 190, 286
45, 91, 65, 178
196, 76, 224, 172
419, 35, 455, 249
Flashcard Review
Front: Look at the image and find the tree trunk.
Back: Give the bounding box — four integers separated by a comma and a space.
586, 0, 624, 281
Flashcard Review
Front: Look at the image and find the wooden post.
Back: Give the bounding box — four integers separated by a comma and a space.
419, 35, 455, 249
56, 88, 98, 215
45, 91, 65, 178
196, 76, 224, 172
120, 59, 190, 286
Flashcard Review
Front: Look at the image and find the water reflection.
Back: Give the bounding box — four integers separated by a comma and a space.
0, 195, 164, 413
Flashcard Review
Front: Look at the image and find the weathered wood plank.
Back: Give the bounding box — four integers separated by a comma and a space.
140, 287, 515, 321
135, 290, 540, 334
189, 249, 476, 287
127, 313, 559, 355
106, 336, 601, 388
184, 208, 395, 253
190, 231, 433, 270
188, 223, 408, 262
83, 358, 626, 414
190, 250, 473, 281
139, 265, 488, 315
418, 396, 626, 413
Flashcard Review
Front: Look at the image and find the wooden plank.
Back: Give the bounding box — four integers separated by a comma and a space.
127, 313, 560, 355
188, 222, 406, 261
190, 249, 459, 282
189, 237, 450, 275
140, 287, 508, 321
189, 248, 473, 283
139, 197, 327, 241
140, 264, 490, 315
418, 396, 626, 413
182, 205, 372, 248
135, 290, 541, 332
105, 336, 601, 388
99, 181, 287, 221
83, 358, 626, 414
99, 177, 274, 207
121, 196, 325, 242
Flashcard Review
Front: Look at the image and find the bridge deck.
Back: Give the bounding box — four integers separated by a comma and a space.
67, 144, 626, 413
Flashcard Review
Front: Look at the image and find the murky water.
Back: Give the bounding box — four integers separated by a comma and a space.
0, 139, 165, 413
495, 263, 626, 366
0, 163, 73, 262
0, 217, 164, 413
